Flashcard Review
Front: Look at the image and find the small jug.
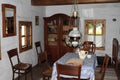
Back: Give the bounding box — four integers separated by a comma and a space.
78, 50, 88, 60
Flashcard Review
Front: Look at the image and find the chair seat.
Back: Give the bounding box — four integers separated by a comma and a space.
14, 63, 31, 70
43, 68, 52, 77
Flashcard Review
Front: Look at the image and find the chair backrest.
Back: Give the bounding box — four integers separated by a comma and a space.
35, 41, 50, 67
82, 41, 96, 53
35, 41, 42, 55
56, 63, 81, 80
41, 51, 51, 69
7, 48, 20, 67
42, 51, 48, 63
99, 54, 110, 79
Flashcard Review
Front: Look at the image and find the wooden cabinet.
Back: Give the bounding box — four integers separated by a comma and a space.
44, 13, 74, 62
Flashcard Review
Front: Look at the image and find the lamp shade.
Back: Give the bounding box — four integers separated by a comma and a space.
69, 27, 81, 37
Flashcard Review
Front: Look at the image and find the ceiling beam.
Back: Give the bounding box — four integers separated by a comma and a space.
31, 0, 120, 6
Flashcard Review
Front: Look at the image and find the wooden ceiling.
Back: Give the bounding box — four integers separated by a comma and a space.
31, 0, 120, 6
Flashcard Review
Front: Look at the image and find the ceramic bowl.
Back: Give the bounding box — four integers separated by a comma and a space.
87, 54, 92, 58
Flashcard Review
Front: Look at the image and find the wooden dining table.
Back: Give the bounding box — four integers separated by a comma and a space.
51, 52, 98, 80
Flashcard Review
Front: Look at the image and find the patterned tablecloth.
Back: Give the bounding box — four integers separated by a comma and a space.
51, 52, 98, 80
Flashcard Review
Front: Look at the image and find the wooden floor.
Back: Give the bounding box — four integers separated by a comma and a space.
15, 63, 118, 80
15, 63, 46, 80
96, 67, 118, 80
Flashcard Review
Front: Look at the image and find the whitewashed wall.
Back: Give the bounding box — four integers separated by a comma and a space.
0, 0, 45, 80
45, 3, 120, 57
0, 0, 120, 79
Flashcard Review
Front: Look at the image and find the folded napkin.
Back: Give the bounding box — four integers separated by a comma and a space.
65, 58, 83, 66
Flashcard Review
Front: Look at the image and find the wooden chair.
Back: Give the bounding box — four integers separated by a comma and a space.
95, 54, 110, 80
41, 51, 52, 80
81, 41, 96, 53
35, 41, 43, 64
56, 63, 90, 80
35, 41, 52, 80
112, 38, 120, 78
7, 48, 33, 80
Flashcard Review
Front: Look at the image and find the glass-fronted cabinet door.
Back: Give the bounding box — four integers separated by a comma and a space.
47, 19, 58, 46
62, 19, 73, 46
44, 16, 60, 62
60, 15, 74, 57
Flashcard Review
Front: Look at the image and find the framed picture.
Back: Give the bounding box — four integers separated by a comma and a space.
35, 16, 39, 25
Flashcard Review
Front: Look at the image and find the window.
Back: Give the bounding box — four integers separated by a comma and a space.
19, 21, 32, 52
84, 19, 106, 50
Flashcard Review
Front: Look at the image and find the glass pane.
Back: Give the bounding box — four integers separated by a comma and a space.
95, 36, 104, 47
27, 36, 32, 46
30, 36, 32, 45
86, 35, 94, 42
85, 35, 104, 47
22, 37, 26, 47
48, 34, 57, 46
48, 42, 57, 46
47, 20, 57, 34
29, 25, 32, 35
48, 34, 57, 41
87, 23, 94, 35
21, 25, 26, 35
48, 20, 56, 25
96, 23, 103, 35
48, 25, 57, 33
27, 26, 30, 35
63, 19, 70, 25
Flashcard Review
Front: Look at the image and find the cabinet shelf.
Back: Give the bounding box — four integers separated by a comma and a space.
48, 32, 57, 34
48, 42, 57, 46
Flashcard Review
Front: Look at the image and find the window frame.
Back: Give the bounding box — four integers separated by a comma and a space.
19, 21, 32, 53
84, 19, 106, 50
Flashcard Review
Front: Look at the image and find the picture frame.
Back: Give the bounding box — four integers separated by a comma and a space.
35, 16, 39, 25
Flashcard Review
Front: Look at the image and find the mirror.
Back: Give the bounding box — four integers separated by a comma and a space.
2, 4, 16, 37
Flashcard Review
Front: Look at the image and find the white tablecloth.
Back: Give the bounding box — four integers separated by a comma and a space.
51, 52, 98, 80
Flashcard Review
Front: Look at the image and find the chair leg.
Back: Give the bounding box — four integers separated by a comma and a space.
25, 71, 27, 80
18, 70, 20, 80
31, 69, 33, 80
116, 62, 118, 76
12, 72, 14, 80
43, 76, 45, 80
